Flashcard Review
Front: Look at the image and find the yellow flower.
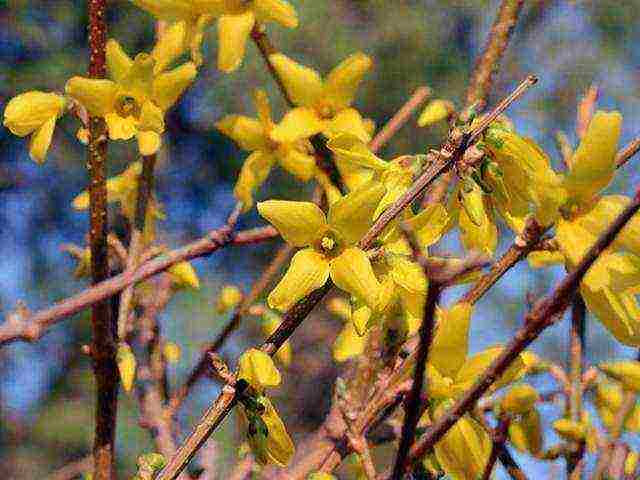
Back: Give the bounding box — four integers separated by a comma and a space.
72, 161, 166, 245
168, 261, 201, 289
215, 285, 243, 313
3, 91, 67, 163
129, 0, 298, 72
238, 348, 281, 391
500, 384, 540, 415
417, 99, 454, 127
245, 396, 294, 466
257, 182, 385, 312
216, 90, 316, 211
594, 381, 640, 432
328, 297, 369, 362
268, 52, 373, 144
116, 343, 137, 393
65, 37, 196, 155
599, 360, 640, 392
508, 410, 543, 456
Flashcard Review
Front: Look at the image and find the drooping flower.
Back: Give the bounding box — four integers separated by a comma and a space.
128, 0, 298, 72
3, 91, 67, 163
257, 182, 385, 312
267, 52, 374, 144
65, 33, 197, 155
216, 89, 316, 211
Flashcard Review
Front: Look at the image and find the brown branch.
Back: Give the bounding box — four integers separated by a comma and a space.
465, 0, 525, 109
369, 86, 432, 153
496, 443, 529, 480
615, 137, 640, 169
86, 1, 118, 477
567, 295, 586, 477
0, 221, 277, 347
481, 416, 511, 480
398, 188, 640, 476
47, 456, 94, 480
391, 226, 441, 480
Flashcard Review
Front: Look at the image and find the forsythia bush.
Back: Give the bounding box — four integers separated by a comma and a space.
3, 1, 640, 479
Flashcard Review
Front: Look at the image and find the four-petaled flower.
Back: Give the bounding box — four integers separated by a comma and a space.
65, 32, 197, 155
267, 52, 374, 145
216, 89, 317, 211
257, 182, 386, 312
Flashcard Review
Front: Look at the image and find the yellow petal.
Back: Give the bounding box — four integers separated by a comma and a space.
329, 247, 380, 308
457, 186, 498, 256
328, 181, 385, 246
152, 62, 198, 111
599, 361, 640, 392
254, 0, 298, 28
323, 108, 372, 143
137, 131, 161, 155
433, 411, 492, 480
418, 100, 453, 127
430, 303, 473, 379
527, 250, 565, 270
163, 342, 181, 363
581, 284, 640, 346
259, 397, 295, 466
453, 346, 526, 395
553, 418, 586, 442
327, 133, 388, 171
238, 348, 281, 389
106, 39, 133, 83
268, 53, 323, 107
217, 11, 255, 72
564, 111, 622, 205
268, 248, 330, 312
253, 89, 273, 129
323, 53, 372, 112
216, 115, 269, 152
387, 255, 427, 294
333, 320, 368, 362
168, 261, 200, 289
404, 203, 449, 247
509, 410, 543, 455
278, 148, 316, 181
151, 20, 187, 73
269, 107, 324, 144
257, 200, 327, 247
352, 303, 373, 336
29, 116, 57, 163
326, 297, 352, 320
66, 77, 117, 116
138, 101, 165, 132
234, 151, 276, 211
3, 91, 66, 136
128, 0, 197, 20
105, 112, 138, 141
117, 343, 137, 393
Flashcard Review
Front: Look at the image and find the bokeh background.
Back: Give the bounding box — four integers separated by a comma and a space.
1, 0, 639, 478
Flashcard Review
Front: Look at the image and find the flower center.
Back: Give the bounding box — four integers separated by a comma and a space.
115, 95, 141, 119
320, 236, 335, 251
317, 103, 335, 120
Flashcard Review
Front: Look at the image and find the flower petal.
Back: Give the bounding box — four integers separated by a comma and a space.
217, 11, 255, 72
278, 147, 316, 181
152, 62, 198, 111
3, 91, 66, 136
268, 53, 323, 107
267, 248, 330, 312
328, 181, 385, 246
430, 303, 473, 378
324, 108, 372, 143
234, 150, 276, 211
453, 346, 526, 395
238, 348, 281, 389
323, 52, 372, 111
329, 247, 380, 308
216, 115, 269, 152
105, 113, 138, 140
106, 39, 133, 83
327, 133, 388, 171
333, 321, 368, 362
254, 0, 298, 28
151, 20, 187, 73
260, 397, 295, 466
257, 200, 327, 246
137, 130, 162, 155
65, 77, 118, 116
29, 115, 57, 163
269, 107, 324, 144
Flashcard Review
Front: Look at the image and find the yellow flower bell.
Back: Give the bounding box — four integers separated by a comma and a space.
500, 384, 540, 415
216, 90, 316, 211
267, 52, 373, 144
246, 396, 294, 466
417, 99, 454, 127
238, 348, 281, 391
257, 181, 386, 311
65, 37, 196, 155
129, 0, 298, 72
168, 261, 201, 289
508, 409, 543, 455
3, 91, 67, 163
328, 297, 369, 362
116, 343, 137, 393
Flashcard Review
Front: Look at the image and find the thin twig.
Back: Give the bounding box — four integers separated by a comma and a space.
369, 86, 432, 153
567, 295, 586, 477
615, 137, 640, 169
0, 222, 277, 347
481, 416, 511, 480
46, 456, 94, 480
390, 226, 441, 480
86, 1, 118, 478
399, 189, 640, 476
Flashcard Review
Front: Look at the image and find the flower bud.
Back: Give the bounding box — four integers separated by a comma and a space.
116, 343, 137, 393
238, 348, 281, 390
553, 418, 586, 442
600, 361, 640, 392
500, 384, 540, 415
215, 285, 243, 313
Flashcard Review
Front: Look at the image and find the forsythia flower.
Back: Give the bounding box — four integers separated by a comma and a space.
257, 182, 385, 312
500, 384, 543, 456
594, 380, 640, 432
327, 297, 369, 362
65, 33, 197, 155
554, 111, 640, 346
216, 90, 316, 211
72, 161, 165, 244
128, 0, 298, 72
215, 285, 243, 313
417, 99, 454, 127
3, 91, 67, 163
268, 52, 374, 144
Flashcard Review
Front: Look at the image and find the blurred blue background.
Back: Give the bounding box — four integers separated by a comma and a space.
1, 0, 639, 477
